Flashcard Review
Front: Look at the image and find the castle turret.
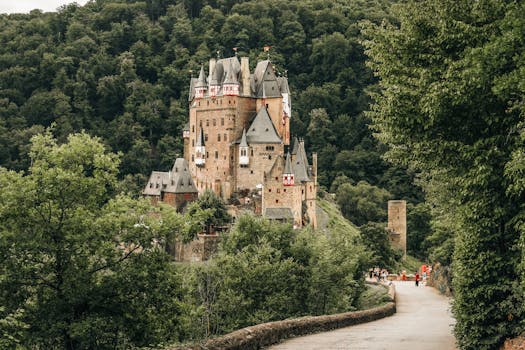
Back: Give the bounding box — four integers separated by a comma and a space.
195, 127, 206, 167
194, 66, 207, 99
283, 152, 294, 186
239, 128, 249, 166
223, 60, 240, 96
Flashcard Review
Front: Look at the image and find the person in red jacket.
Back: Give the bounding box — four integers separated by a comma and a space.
415, 271, 420, 287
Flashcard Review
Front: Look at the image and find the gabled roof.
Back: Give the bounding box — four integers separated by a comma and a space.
143, 159, 198, 196
239, 128, 248, 147
264, 207, 294, 220
246, 107, 282, 144
252, 60, 281, 98
196, 127, 205, 147
277, 77, 290, 94
188, 77, 197, 101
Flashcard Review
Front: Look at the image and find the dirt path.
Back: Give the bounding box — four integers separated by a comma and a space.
267, 281, 456, 350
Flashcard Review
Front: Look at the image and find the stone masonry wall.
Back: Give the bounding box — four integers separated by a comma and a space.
168, 283, 396, 350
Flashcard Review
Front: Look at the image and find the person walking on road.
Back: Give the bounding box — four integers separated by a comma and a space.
415, 271, 420, 287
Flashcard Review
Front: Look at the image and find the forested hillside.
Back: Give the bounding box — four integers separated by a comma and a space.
0, 0, 422, 202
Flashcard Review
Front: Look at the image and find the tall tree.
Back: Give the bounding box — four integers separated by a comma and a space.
363, 1, 525, 348
0, 131, 184, 349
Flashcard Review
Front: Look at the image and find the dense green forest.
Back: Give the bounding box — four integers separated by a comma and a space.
0, 0, 423, 201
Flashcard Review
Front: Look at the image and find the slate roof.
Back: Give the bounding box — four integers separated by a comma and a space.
292, 139, 311, 182
196, 127, 205, 147
196, 66, 207, 87
284, 152, 293, 174
189, 57, 290, 100
264, 207, 294, 220
143, 159, 197, 196
245, 107, 282, 144
239, 128, 248, 147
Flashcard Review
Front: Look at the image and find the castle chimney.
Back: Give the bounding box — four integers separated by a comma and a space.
209, 58, 216, 83
241, 57, 251, 97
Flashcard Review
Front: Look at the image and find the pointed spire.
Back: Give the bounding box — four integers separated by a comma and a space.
284, 152, 292, 174
196, 127, 205, 147
240, 128, 248, 147
224, 59, 238, 84
196, 65, 207, 87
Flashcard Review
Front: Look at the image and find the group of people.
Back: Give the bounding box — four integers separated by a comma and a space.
368, 264, 432, 287
414, 264, 432, 286
368, 267, 390, 282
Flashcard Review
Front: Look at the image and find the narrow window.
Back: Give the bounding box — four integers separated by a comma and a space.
275, 199, 279, 203
215, 151, 218, 159
205, 134, 208, 142
269, 189, 272, 193
218, 134, 221, 142
221, 118, 224, 126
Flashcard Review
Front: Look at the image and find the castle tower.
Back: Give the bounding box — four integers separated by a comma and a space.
183, 122, 190, 161
194, 66, 207, 99
388, 200, 407, 257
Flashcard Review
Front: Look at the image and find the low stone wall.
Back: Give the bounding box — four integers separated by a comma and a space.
169, 283, 396, 350
500, 334, 525, 350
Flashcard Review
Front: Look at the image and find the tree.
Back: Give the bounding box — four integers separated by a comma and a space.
360, 222, 399, 270
363, 1, 525, 348
186, 190, 231, 235
0, 131, 184, 349
336, 181, 391, 226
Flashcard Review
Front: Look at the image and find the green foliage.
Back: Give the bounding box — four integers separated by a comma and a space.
363, 1, 525, 348
360, 222, 399, 270
336, 180, 392, 226
0, 132, 185, 349
406, 203, 432, 258
179, 213, 367, 340
186, 190, 231, 236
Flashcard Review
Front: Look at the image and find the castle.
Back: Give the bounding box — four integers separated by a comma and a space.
144, 56, 317, 228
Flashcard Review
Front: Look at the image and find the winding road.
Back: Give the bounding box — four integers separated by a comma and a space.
268, 281, 456, 350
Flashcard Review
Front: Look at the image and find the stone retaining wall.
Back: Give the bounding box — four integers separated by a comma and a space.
169, 283, 396, 350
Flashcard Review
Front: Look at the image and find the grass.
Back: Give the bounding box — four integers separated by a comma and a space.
316, 197, 360, 237
394, 254, 425, 274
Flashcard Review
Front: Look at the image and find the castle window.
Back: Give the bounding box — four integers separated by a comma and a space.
192, 139, 194, 147
206, 120, 209, 126
277, 189, 280, 193
207, 101, 209, 106
162, 184, 166, 189
221, 118, 224, 126
192, 155, 194, 161
251, 149, 254, 156
215, 151, 218, 159
206, 152, 209, 158
218, 134, 221, 141
266, 146, 274, 151
250, 170, 253, 174
275, 199, 279, 203
149, 183, 153, 188
198, 102, 201, 106
275, 177, 278, 181
266, 103, 269, 108
302, 189, 304, 194
310, 186, 312, 191
192, 125, 195, 132
156, 183, 159, 189
269, 189, 271, 192
284, 189, 286, 192
268, 155, 272, 160
205, 134, 208, 141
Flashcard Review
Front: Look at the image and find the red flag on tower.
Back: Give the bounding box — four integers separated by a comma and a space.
263, 45, 272, 52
